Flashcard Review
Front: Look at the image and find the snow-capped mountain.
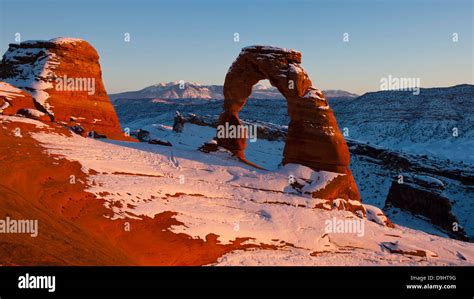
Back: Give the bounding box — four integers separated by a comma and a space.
108, 81, 358, 101
323, 89, 359, 99
110, 81, 224, 101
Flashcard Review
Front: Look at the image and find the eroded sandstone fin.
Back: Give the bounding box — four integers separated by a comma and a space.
217, 45, 361, 203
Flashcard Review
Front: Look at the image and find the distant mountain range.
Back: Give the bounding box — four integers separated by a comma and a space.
109, 81, 359, 101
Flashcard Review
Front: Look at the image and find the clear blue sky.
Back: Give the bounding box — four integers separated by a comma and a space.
0, 0, 472, 94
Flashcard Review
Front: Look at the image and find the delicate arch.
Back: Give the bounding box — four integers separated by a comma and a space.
216, 45, 360, 201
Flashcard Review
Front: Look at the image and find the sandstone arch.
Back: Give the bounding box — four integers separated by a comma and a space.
217, 45, 360, 202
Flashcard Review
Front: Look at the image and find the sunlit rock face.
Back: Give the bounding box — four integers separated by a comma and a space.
217, 45, 361, 205
0, 37, 133, 141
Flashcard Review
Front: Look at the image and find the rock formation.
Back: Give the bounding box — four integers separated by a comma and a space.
0, 82, 37, 115
0, 37, 133, 141
217, 45, 360, 203
385, 175, 467, 241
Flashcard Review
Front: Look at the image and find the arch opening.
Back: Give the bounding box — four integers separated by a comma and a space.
237, 79, 288, 170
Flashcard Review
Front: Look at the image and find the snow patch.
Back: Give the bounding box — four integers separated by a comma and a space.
26, 123, 474, 265
2, 43, 61, 115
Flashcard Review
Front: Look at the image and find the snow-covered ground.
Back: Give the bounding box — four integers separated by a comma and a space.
331, 84, 474, 164
114, 91, 474, 240
19, 115, 473, 266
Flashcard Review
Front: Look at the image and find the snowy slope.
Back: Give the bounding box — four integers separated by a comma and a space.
16, 115, 472, 265
113, 85, 474, 241
331, 84, 474, 164
111, 116, 474, 241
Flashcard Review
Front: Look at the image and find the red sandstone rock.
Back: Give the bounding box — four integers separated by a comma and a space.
0, 81, 38, 116
0, 118, 262, 265
217, 45, 361, 204
0, 38, 134, 141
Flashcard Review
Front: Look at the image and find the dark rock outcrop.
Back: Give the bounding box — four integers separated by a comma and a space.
130, 129, 151, 142
172, 111, 185, 133
16, 108, 51, 122
385, 175, 467, 241
148, 139, 172, 146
